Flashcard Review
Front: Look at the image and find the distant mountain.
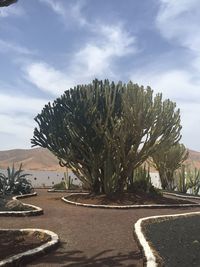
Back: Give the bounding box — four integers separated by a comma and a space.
186, 149, 200, 169
0, 148, 63, 171
0, 147, 199, 171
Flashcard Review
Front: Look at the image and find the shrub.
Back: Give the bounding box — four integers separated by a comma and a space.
0, 164, 33, 195
53, 181, 80, 190
127, 165, 162, 197
53, 181, 66, 190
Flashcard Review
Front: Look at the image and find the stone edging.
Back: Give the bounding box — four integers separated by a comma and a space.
0, 192, 43, 216
62, 193, 200, 209
164, 191, 200, 200
0, 228, 59, 266
48, 189, 88, 193
134, 211, 200, 267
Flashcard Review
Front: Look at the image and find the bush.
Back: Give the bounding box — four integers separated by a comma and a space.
127, 165, 161, 197
53, 181, 66, 190
127, 165, 151, 192
0, 164, 33, 195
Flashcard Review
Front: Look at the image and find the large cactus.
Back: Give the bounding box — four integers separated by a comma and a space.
175, 165, 190, 193
31, 79, 182, 195
0, 0, 17, 7
187, 167, 200, 195
152, 143, 188, 190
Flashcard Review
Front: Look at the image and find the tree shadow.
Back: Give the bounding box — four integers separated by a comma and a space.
29, 243, 142, 267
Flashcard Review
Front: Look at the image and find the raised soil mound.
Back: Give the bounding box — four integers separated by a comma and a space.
0, 199, 35, 211
66, 192, 195, 205
0, 230, 50, 261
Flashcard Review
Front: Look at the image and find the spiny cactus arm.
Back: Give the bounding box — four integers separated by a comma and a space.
0, 0, 17, 7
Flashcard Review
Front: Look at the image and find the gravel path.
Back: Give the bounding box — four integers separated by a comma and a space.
144, 215, 200, 267
1, 189, 200, 267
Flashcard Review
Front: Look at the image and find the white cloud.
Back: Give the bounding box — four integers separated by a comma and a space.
0, 114, 34, 150
39, 0, 87, 27
39, 0, 65, 17
0, 4, 24, 18
0, 93, 49, 150
25, 62, 74, 96
0, 93, 47, 115
73, 24, 136, 78
131, 69, 200, 102
156, 0, 200, 52
0, 39, 35, 55
24, 23, 136, 95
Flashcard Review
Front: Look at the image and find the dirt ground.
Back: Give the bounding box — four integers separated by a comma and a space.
0, 189, 200, 267
66, 192, 195, 205
0, 230, 50, 261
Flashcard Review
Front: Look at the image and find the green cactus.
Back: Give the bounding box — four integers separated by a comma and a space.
175, 165, 190, 193
64, 170, 73, 190
152, 143, 188, 190
31, 79, 182, 195
187, 167, 200, 195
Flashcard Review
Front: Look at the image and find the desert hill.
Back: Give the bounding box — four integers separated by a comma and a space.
0, 147, 199, 171
0, 148, 63, 171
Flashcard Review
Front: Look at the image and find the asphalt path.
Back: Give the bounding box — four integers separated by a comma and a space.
1, 189, 200, 267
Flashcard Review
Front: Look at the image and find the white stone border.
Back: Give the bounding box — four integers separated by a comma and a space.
62, 193, 200, 209
0, 192, 43, 216
134, 211, 200, 267
48, 189, 85, 193
0, 228, 59, 266
164, 191, 200, 200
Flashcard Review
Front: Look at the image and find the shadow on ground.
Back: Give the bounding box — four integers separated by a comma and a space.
29, 246, 142, 266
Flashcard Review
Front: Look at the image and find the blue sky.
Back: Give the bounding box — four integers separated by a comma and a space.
0, 0, 200, 151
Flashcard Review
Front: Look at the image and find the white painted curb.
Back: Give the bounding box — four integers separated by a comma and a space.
62, 193, 200, 209
164, 191, 200, 200
0, 228, 59, 266
48, 189, 88, 193
0, 192, 43, 216
134, 211, 200, 267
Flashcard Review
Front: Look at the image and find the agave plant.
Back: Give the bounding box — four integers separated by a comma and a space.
0, 164, 33, 195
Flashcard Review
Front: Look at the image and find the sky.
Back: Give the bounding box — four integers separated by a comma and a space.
0, 0, 200, 151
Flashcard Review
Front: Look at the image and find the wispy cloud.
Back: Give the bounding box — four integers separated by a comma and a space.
0, 4, 24, 18
0, 39, 35, 55
0, 93, 48, 150
0, 114, 35, 150
25, 62, 73, 96
0, 93, 47, 115
39, 0, 88, 27
73, 24, 136, 78
24, 23, 137, 95
131, 67, 200, 100
156, 0, 200, 53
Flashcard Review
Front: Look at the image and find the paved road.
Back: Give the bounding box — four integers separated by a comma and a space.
1, 190, 199, 267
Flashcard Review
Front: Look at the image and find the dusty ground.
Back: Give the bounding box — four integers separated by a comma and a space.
0, 230, 50, 261
0, 189, 200, 267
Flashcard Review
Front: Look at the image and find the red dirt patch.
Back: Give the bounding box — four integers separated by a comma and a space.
0, 230, 51, 261
66, 192, 195, 205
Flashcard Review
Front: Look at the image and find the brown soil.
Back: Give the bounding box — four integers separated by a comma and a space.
0, 230, 51, 261
1, 190, 200, 266
0, 198, 36, 211
66, 192, 196, 205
